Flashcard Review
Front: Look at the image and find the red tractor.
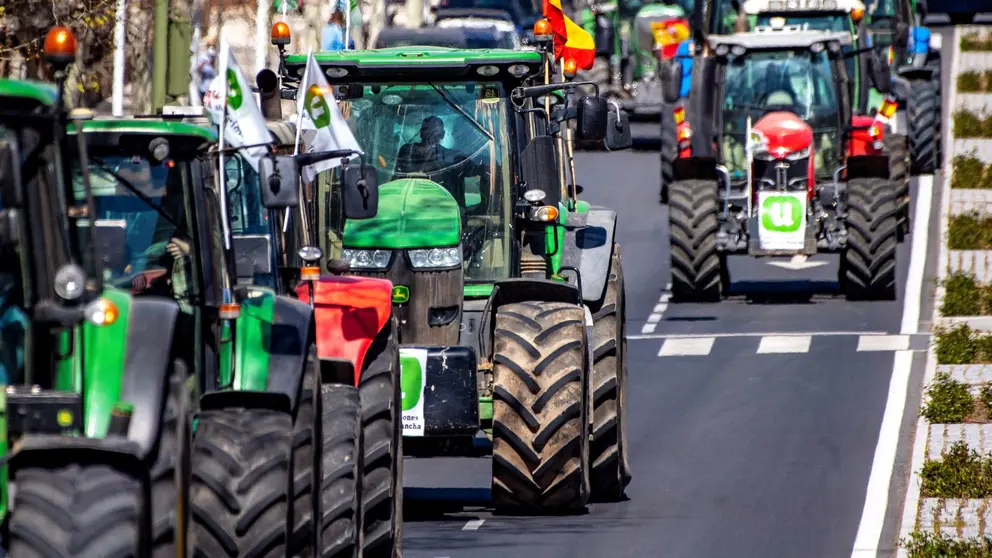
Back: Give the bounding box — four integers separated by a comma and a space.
658, 29, 902, 302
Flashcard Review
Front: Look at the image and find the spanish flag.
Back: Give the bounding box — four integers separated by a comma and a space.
542, 0, 567, 48
557, 14, 595, 70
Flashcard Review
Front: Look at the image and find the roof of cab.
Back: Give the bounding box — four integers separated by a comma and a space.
708, 29, 853, 50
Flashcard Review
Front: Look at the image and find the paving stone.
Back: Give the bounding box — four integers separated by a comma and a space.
940, 499, 962, 537
926, 424, 992, 459
963, 500, 984, 539
951, 190, 992, 216
955, 140, 992, 163
960, 52, 992, 73
958, 93, 992, 114
949, 251, 992, 282
919, 498, 941, 533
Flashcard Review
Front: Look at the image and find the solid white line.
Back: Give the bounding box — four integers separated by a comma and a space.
849, 27, 955, 558
658, 337, 715, 356
756, 335, 812, 354
462, 519, 485, 531
857, 335, 910, 352
629, 330, 890, 340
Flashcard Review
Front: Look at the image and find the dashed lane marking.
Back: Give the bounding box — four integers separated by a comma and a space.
856, 334, 911, 352
658, 337, 715, 356
462, 519, 485, 530
640, 283, 672, 334
757, 335, 812, 354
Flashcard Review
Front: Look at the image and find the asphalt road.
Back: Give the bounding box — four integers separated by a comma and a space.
400, 43, 949, 555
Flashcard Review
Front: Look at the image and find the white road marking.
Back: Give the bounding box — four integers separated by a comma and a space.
849, 23, 949, 554
658, 337, 715, 356
766, 254, 831, 271
857, 335, 910, 352
640, 285, 673, 334
756, 335, 811, 354
462, 519, 485, 531
630, 330, 889, 340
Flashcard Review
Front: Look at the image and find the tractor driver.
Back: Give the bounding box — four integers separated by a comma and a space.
395, 115, 490, 212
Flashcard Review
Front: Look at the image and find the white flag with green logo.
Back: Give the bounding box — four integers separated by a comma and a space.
296, 49, 363, 183
203, 34, 271, 172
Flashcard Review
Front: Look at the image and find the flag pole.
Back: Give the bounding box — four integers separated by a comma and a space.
345, 0, 352, 50
285, 48, 311, 235
562, 64, 578, 207
217, 30, 233, 250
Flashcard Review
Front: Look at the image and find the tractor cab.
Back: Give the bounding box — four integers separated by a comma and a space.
659, 29, 902, 301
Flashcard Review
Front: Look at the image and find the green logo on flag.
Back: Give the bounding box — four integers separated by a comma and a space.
226, 68, 243, 110
305, 85, 331, 129
400, 354, 423, 411
760, 195, 803, 233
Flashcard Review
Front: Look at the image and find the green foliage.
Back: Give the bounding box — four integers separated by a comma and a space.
952, 155, 990, 189
905, 532, 992, 557
962, 33, 992, 52
921, 442, 992, 498
921, 373, 976, 423
954, 111, 992, 139
948, 213, 992, 250
942, 273, 986, 316
936, 325, 979, 364
959, 71, 984, 93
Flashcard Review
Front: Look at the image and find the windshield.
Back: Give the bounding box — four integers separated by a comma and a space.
321, 81, 512, 282
439, 0, 539, 20
74, 153, 196, 308
721, 50, 840, 178
755, 13, 851, 32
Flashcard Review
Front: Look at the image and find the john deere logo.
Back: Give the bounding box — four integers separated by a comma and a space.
761, 195, 803, 232
57, 409, 74, 427
225, 69, 243, 110
305, 85, 331, 129
400, 354, 422, 411
392, 285, 410, 304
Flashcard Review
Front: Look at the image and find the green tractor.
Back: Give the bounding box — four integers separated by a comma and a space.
0, 29, 186, 557
272, 43, 634, 512
579, 0, 693, 116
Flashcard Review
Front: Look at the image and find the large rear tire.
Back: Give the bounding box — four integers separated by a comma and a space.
9, 464, 148, 558
886, 132, 911, 241
189, 408, 292, 557
290, 348, 318, 557
659, 103, 677, 204
841, 178, 899, 301
907, 80, 939, 175
491, 301, 590, 514
589, 245, 631, 501
359, 319, 402, 558
669, 179, 726, 301
151, 359, 189, 558
317, 384, 364, 558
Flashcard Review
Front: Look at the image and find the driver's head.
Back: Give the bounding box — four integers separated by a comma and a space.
419, 116, 445, 145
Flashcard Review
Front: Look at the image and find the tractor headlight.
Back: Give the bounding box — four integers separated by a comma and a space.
341, 249, 391, 269
786, 146, 811, 161
408, 247, 461, 269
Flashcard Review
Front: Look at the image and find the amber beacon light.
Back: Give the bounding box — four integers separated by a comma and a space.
271, 21, 292, 46
43, 26, 77, 69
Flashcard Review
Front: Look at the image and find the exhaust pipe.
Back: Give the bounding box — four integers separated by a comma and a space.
256, 69, 282, 120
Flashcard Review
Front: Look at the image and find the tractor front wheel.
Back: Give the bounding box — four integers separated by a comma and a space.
359, 319, 402, 558
9, 464, 148, 557
669, 179, 726, 301
841, 178, 899, 300
189, 408, 292, 556
659, 104, 677, 204
589, 245, 631, 501
491, 301, 590, 514
907, 80, 940, 175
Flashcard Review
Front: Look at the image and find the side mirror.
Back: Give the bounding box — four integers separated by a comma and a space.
258, 155, 300, 209
342, 163, 379, 220
604, 105, 633, 151
869, 49, 892, 95
520, 135, 561, 207
576, 95, 608, 143
660, 60, 682, 104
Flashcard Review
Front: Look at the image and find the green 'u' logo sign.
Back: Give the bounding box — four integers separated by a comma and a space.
305, 85, 331, 129
761, 195, 803, 233
226, 69, 243, 110
400, 354, 422, 411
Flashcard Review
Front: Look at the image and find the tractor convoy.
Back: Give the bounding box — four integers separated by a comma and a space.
0, 0, 929, 552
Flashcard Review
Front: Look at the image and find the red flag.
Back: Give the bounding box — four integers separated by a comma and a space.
542, 0, 568, 49
557, 14, 595, 70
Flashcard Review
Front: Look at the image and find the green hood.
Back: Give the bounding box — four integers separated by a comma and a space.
344, 178, 461, 249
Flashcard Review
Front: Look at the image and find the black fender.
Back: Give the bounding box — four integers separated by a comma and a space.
848, 154, 892, 180
673, 156, 719, 182
561, 208, 617, 306
264, 294, 316, 414
482, 278, 580, 360
199, 390, 292, 415
319, 358, 356, 386
118, 296, 180, 461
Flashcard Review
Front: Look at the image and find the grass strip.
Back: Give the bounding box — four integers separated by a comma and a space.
935, 325, 992, 365
954, 111, 992, 139
922, 373, 977, 423
948, 213, 992, 250
960, 71, 984, 93
953, 155, 989, 189
921, 442, 992, 498
905, 532, 992, 557
961, 33, 992, 52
